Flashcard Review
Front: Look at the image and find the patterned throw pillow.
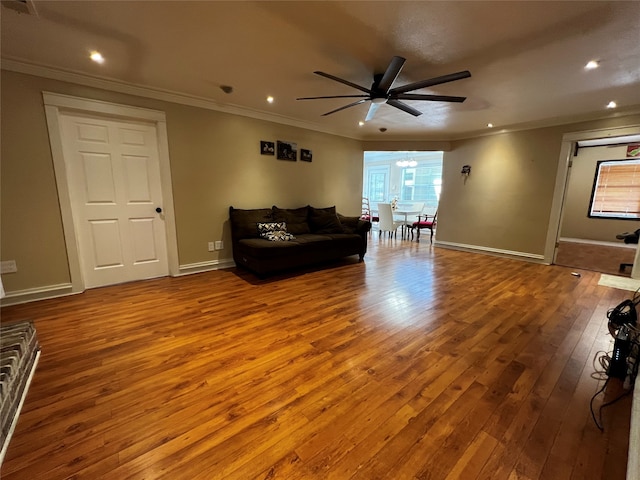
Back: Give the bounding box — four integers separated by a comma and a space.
257, 222, 296, 241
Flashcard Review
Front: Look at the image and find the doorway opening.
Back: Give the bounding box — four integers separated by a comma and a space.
363, 151, 443, 204
362, 151, 443, 227
552, 131, 640, 277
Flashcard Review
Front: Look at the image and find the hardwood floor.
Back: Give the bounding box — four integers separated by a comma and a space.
0, 238, 634, 479
555, 241, 635, 277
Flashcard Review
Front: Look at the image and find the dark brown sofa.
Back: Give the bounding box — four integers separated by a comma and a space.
229, 205, 371, 276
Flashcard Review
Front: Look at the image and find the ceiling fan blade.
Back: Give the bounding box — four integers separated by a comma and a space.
376, 56, 406, 93
365, 102, 382, 121
387, 99, 422, 117
394, 93, 467, 103
297, 95, 370, 100
390, 70, 471, 94
314, 71, 371, 94
321, 99, 369, 116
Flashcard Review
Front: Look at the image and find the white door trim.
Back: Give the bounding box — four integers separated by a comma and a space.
545, 124, 640, 264
43, 92, 179, 293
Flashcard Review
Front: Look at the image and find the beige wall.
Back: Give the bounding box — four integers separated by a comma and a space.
561, 144, 640, 241
0, 70, 363, 293
438, 115, 640, 256
438, 128, 561, 255
2, 68, 640, 297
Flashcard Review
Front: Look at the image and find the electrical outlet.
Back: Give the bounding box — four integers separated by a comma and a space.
215, 241, 224, 250
0, 260, 17, 274
207, 242, 215, 252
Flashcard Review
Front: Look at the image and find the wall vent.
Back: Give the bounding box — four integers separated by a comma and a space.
1, 0, 38, 16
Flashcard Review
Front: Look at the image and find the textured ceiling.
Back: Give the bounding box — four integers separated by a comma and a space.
2, 0, 640, 140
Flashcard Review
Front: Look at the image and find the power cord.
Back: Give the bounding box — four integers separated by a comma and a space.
591, 349, 610, 380
590, 376, 610, 432
590, 326, 640, 431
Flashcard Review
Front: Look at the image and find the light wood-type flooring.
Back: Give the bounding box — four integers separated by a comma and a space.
0, 238, 635, 479
555, 241, 635, 277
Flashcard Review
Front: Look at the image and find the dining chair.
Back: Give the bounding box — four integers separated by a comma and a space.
377, 203, 404, 238
411, 210, 437, 242
361, 197, 379, 224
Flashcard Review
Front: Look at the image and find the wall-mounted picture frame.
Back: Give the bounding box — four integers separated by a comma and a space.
277, 140, 297, 161
300, 149, 312, 162
260, 141, 275, 155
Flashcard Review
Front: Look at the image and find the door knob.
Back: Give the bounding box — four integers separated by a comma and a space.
155, 207, 162, 213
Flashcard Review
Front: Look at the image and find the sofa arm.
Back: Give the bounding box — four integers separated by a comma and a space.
356, 219, 372, 234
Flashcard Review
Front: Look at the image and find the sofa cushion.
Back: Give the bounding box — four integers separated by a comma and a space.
321, 233, 363, 249
288, 233, 334, 245
238, 234, 332, 259
257, 222, 296, 241
229, 207, 274, 239
309, 206, 344, 234
272, 206, 311, 235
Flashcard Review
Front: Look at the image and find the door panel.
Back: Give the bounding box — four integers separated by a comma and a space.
82, 152, 116, 203
61, 114, 168, 288
123, 155, 151, 202
129, 218, 158, 263
90, 219, 124, 268
76, 122, 109, 143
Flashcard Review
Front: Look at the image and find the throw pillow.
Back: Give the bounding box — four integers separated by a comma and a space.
308, 206, 344, 234
257, 222, 296, 241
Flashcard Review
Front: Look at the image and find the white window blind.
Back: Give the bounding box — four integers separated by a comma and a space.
589, 159, 640, 219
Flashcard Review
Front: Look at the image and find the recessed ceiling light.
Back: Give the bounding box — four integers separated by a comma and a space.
266, 96, 274, 103
487, 123, 493, 128
90, 51, 105, 64
606, 101, 617, 109
585, 60, 599, 70
358, 121, 365, 127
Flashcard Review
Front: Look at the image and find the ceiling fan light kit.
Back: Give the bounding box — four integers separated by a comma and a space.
297, 56, 471, 121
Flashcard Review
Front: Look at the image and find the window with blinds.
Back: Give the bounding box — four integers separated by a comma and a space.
589, 159, 640, 219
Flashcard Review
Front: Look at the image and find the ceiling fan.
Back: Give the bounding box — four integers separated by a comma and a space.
297, 56, 471, 121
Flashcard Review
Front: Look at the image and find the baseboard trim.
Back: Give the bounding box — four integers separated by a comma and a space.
435, 240, 546, 263
0, 260, 237, 306
177, 258, 235, 276
559, 237, 636, 249
0, 283, 78, 307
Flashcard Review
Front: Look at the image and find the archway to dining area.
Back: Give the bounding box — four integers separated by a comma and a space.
362, 151, 443, 238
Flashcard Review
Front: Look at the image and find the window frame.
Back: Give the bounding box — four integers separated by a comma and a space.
399, 165, 442, 205
365, 165, 389, 203
588, 158, 640, 220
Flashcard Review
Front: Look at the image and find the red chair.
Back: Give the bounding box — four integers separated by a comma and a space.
411, 211, 437, 242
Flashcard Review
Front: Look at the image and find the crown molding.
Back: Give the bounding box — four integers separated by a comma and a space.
1, 58, 361, 140
4, 58, 640, 144
448, 106, 640, 141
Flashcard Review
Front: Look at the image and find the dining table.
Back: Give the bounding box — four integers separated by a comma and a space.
393, 207, 423, 238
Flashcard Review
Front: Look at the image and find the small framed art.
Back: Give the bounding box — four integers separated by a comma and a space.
300, 149, 312, 162
277, 140, 297, 161
260, 141, 275, 155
